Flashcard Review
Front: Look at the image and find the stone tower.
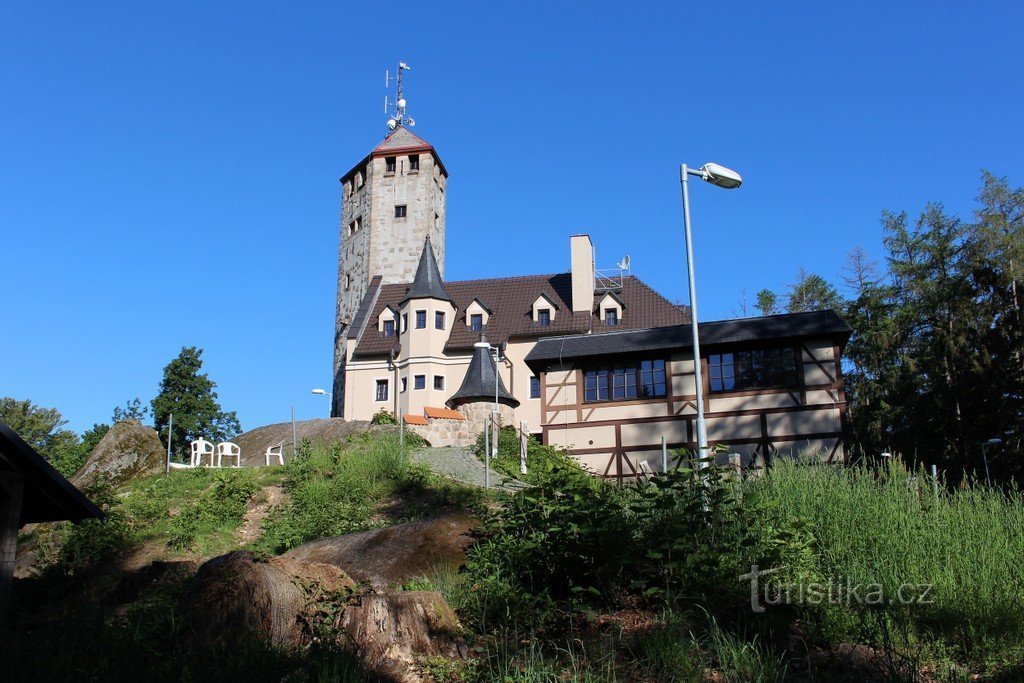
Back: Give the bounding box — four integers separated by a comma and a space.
332, 127, 448, 416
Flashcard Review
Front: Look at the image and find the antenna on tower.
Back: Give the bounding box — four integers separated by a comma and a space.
384, 61, 414, 132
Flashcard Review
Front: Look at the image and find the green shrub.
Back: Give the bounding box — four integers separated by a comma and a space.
473, 425, 578, 484
370, 408, 398, 425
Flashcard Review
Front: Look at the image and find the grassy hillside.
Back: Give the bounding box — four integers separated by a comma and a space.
6, 429, 1024, 681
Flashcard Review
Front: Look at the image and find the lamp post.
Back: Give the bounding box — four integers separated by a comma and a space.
980, 437, 1001, 488
679, 162, 743, 466
311, 388, 332, 417
475, 340, 502, 489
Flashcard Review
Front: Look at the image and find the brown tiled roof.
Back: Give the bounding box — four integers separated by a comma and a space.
403, 414, 428, 425
352, 273, 688, 358
373, 127, 432, 152
424, 406, 465, 421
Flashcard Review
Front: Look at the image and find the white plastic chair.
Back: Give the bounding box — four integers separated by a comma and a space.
216, 442, 241, 468
190, 438, 214, 467
265, 441, 285, 466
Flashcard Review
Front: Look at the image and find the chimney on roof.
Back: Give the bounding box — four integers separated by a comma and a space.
570, 234, 595, 314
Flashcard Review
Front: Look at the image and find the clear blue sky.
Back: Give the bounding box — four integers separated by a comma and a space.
3, 2, 1022, 434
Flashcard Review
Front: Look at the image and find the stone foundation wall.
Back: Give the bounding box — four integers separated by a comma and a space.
408, 401, 516, 448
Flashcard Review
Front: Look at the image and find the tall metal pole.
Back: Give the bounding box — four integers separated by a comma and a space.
291, 405, 297, 460
165, 413, 173, 474
493, 347, 500, 463
484, 416, 490, 489
680, 164, 709, 465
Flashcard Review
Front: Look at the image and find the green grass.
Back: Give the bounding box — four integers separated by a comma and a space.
751, 459, 1024, 669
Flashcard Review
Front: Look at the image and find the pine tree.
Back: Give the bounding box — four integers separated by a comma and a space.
151, 347, 241, 459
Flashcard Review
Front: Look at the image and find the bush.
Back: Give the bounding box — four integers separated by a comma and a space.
473, 425, 578, 484
370, 409, 398, 425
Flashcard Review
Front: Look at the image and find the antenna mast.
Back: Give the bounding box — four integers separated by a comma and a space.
384, 61, 415, 132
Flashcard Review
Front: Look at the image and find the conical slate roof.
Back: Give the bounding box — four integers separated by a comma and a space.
402, 236, 453, 304
447, 342, 520, 408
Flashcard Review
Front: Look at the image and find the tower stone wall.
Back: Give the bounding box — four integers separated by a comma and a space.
332, 129, 447, 417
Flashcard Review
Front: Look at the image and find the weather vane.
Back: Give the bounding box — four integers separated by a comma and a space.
384, 61, 415, 131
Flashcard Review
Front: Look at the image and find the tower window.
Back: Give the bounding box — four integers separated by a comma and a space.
348, 221, 356, 236
530, 376, 541, 399
435, 311, 445, 330
415, 310, 426, 329
409, 154, 420, 171
433, 375, 444, 390
537, 309, 551, 327
605, 309, 619, 326
382, 320, 395, 337
434, 212, 439, 227
346, 274, 352, 291
385, 156, 396, 173
395, 205, 407, 218
414, 375, 425, 390
401, 377, 407, 393
470, 314, 483, 331
375, 380, 389, 402
402, 313, 408, 333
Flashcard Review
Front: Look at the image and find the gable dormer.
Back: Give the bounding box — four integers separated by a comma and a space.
377, 306, 398, 337
597, 292, 624, 326
466, 299, 491, 332
531, 293, 559, 327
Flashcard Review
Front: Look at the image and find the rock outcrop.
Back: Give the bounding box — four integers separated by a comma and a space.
285, 513, 477, 590
180, 548, 468, 682
72, 418, 165, 487
179, 550, 355, 649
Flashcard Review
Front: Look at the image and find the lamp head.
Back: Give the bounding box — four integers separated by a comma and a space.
311, 388, 327, 395
699, 162, 743, 189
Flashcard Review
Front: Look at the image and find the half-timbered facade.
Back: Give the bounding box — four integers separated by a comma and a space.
524, 311, 852, 479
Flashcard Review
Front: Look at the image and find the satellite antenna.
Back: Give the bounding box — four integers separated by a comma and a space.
383, 61, 414, 132
616, 255, 631, 272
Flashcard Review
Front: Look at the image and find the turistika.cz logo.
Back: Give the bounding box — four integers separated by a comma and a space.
739, 565, 935, 614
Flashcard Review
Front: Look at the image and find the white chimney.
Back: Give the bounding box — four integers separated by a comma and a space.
570, 234, 594, 314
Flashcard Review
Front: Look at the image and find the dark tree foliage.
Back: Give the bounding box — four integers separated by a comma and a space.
112, 397, 148, 423
843, 173, 1024, 481
0, 397, 83, 476
151, 347, 241, 459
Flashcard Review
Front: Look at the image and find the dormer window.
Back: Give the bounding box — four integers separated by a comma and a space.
466, 299, 491, 330
597, 292, 624, 327
379, 306, 398, 336
409, 154, 420, 172
531, 294, 558, 325
385, 156, 396, 173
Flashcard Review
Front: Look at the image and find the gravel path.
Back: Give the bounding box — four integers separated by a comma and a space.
410, 446, 528, 491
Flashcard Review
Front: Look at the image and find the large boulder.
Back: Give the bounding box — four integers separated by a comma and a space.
342, 592, 466, 682
285, 514, 478, 591
233, 418, 380, 467
72, 418, 165, 487
179, 550, 355, 649
180, 551, 466, 682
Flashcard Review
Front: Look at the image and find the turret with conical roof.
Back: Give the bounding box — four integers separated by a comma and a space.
447, 340, 520, 408
402, 236, 453, 304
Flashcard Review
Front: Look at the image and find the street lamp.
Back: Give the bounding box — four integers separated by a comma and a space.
980, 437, 1002, 487
679, 162, 743, 467
474, 340, 501, 489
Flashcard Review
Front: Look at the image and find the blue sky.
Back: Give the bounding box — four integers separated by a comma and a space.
3, 2, 1022, 434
